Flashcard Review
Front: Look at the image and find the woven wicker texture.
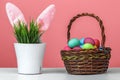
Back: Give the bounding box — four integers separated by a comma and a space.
61, 13, 111, 75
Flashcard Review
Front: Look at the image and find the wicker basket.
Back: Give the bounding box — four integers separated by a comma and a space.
61, 13, 111, 75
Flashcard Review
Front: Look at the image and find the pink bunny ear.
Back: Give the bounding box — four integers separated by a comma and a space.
6, 2, 26, 26
36, 4, 55, 31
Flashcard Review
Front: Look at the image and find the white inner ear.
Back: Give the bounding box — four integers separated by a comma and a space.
6, 2, 26, 27
13, 14, 25, 24
36, 4, 55, 31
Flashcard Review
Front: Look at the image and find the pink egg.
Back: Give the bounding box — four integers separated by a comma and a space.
73, 47, 81, 50
63, 46, 71, 51
94, 39, 100, 48
84, 37, 95, 45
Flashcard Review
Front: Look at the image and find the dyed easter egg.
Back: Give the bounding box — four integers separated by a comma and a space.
84, 37, 95, 45
94, 39, 100, 48
73, 47, 81, 50
68, 38, 80, 48
99, 46, 103, 51
94, 45, 97, 49
63, 46, 71, 51
80, 45, 83, 48
80, 38, 85, 45
82, 43, 94, 49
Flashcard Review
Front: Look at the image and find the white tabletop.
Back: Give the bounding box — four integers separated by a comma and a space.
0, 68, 120, 80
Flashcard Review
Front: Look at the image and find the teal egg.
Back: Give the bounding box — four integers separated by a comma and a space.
82, 43, 94, 49
80, 38, 85, 45
99, 46, 103, 51
68, 38, 80, 48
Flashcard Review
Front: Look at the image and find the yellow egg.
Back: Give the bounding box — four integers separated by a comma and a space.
94, 45, 97, 49
82, 43, 94, 49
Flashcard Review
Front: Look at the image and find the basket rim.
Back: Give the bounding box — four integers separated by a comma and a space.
61, 47, 111, 53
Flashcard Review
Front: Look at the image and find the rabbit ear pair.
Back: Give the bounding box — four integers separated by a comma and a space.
6, 2, 55, 31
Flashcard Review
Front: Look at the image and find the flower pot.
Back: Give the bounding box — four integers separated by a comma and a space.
14, 43, 46, 74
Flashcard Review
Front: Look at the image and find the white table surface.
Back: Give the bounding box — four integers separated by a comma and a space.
0, 68, 120, 80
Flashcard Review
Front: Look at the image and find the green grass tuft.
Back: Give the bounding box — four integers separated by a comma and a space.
14, 20, 42, 43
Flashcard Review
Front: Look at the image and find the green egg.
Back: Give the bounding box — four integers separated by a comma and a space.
82, 43, 94, 49
68, 38, 80, 48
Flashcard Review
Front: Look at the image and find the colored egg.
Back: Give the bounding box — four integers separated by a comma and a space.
99, 46, 103, 51
94, 39, 100, 48
63, 46, 71, 51
80, 45, 83, 48
94, 45, 97, 49
80, 38, 85, 45
68, 38, 80, 48
82, 43, 94, 49
84, 37, 95, 45
73, 46, 81, 50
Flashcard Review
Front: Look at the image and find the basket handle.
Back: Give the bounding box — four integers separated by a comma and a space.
67, 13, 106, 47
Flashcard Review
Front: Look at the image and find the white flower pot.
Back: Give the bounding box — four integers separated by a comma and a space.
14, 43, 46, 74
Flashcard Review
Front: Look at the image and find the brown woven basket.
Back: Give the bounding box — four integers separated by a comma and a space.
61, 13, 111, 75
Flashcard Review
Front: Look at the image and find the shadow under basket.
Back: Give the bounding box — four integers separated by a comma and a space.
60, 13, 111, 75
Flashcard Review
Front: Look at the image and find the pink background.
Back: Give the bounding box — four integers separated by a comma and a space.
0, 0, 119, 67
